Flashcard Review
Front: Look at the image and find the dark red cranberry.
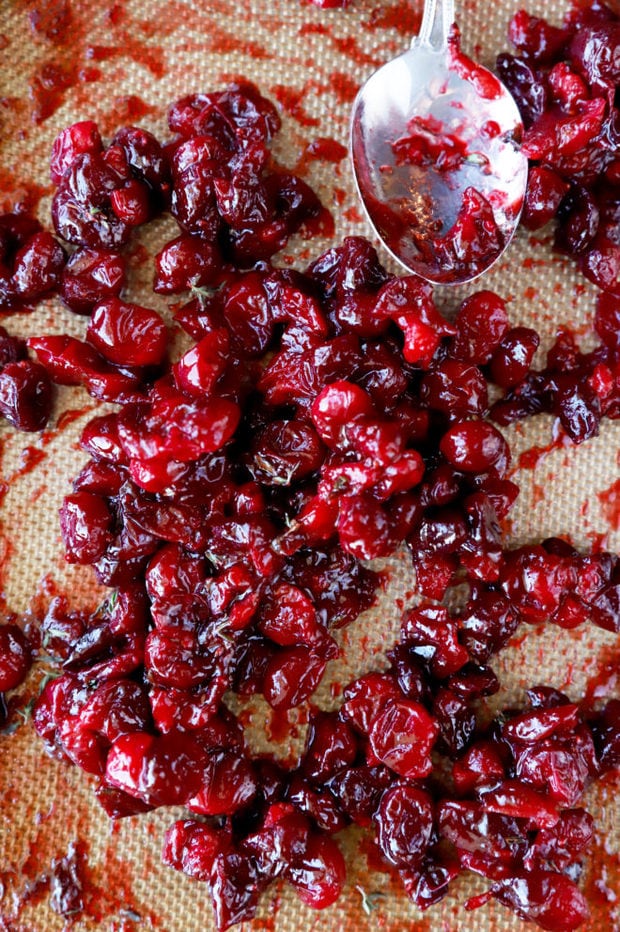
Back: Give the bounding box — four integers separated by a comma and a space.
0, 624, 31, 690
60, 491, 113, 564
50, 121, 103, 184
61, 247, 126, 315
375, 784, 434, 868
489, 327, 540, 388
154, 234, 222, 294
11, 232, 66, 299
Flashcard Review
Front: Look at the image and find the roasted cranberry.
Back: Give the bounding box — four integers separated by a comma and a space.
154, 234, 222, 294
449, 290, 510, 363
368, 699, 439, 780
61, 248, 126, 315
0, 360, 54, 431
0, 624, 31, 690
440, 421, 510, 475
489, 327, 540, 388
375, 784, 434, 868
86, 298, 168, 367
11, 231, 66, 300
60, 491, 113, 564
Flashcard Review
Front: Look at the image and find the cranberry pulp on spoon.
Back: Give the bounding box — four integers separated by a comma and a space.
350, 0, 529, 284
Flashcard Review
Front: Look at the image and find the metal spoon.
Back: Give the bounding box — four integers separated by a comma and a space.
350, 0, 529, 285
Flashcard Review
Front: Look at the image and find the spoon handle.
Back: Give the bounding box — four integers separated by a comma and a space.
414, 0, 455, 50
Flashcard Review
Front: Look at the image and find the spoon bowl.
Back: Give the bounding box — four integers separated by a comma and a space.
350, 0, 529, 284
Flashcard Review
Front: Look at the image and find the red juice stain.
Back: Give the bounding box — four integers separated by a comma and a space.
300, 205, 335, 240
523, 285, 538, 300
515, 435, 568, 473
295, 137, 347, 175
29, 0, 72, 44
333, 186, 347, 206
0, 167, 49, 215
299, 23, 329, 37
271, 82, 327, 128
0, 34, 9, 51
98, 95, 157, 135
266, 706, 293, 743
331, 36, 381, 68
52, 403, 98, 434
582, 644, 619, 710
85, 42, 166, 79
597, 478, 620, 531
29, 60, 79, 123
329, 71, 361, 105
586, 530, 608, 553
12, 445, 46, 480
343, 205, 364, 223
364, 3, 421, 35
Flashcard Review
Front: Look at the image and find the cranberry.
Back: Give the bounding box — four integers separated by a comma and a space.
492, 871, 590, 932
449, 290, 510, 364
86, 298, 168, 367
11, 231, 66, 300
61, 248, 126, 315
52, 153, 131, 249
286, 833, 346, 909
60, 491, 113, 564
0, 624, 31, 690
153, 234, 222, 294
489, 327, 540, 388
105, 731, 206, 807
0, 360, 54, 431
440, 421, 510, 475
368, 699, 439, 779
375, 784, 434, 868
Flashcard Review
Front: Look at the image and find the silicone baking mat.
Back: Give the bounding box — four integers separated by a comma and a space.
0, 1, 618, 930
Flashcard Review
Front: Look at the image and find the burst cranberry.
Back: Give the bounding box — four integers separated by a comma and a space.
492, 871, 589, 932
489, 327, 540, 388
449, 291, 510, 364
11, 231, 66, 300
86, 298, 168, 367
0, 624, 31, 690
110, 179, 151, 226
105, 731, 206, 807
368, 699, 439, 779
375, 784, 434, 868
61, 247, 126, 315
173, 329, 229, 397
263, 646, 329, 710
52, 153, 131, 249
59, 491, 113, 564
188, 751, 257, 816
50, 120, 103, 184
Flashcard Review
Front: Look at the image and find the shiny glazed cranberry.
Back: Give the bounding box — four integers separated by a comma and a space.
61, 248, 126, 315
0, 360, 54, 431
86, 298, 168, 367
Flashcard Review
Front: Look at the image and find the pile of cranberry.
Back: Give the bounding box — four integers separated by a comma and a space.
0, 3, 618, 931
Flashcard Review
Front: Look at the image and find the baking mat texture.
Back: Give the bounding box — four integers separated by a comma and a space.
0, 0, 618, 929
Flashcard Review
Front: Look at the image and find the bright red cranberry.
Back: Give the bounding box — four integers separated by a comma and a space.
110, 179, 151, 226
0, 624, 32, 690
173, 329, 229, 398
492, 871, 589, 932
0, 360, 54, 431
86, 298, 168, 367
188, 751, 257, 816
105, 731, 206, 807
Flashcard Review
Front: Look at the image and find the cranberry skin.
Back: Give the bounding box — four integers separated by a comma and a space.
440, 421, 510, 475
570, 24, 620, 94
489, 327, 540, 388
105, 731, 206, 807
368, 699, 439, 780
375, 784, 434, 868
112, 125, 170, 197
50, 121, 103, 184
595, 291, 620, 352
286, 833, 346, 910
59, 491, 113, 564
61, 248, 126, 315
0, 624, 31, 690
342, 672, 403, 734
0, 361, 54, 431
523, 166, 570, 230
258, 584, 324, 647
154, 234, 222, 294
493, 871, 589, 932
496, 53, 548, 129
449, 291, 510, 364
452, 740, 506, 794
11, 232, 66, 300
87, 299, 168, 368
0, 327, 26, 367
